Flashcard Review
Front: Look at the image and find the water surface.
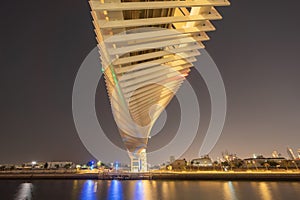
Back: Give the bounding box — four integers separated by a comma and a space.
1, 180, 300, 200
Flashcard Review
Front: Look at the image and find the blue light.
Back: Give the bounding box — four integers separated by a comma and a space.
134, 180, 145, 200
115, 161, 119, 171
81, 180, 97, 200
107, 180, 123, 200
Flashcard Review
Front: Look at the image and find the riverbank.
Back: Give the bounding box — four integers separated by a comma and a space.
1, 171, 300, 181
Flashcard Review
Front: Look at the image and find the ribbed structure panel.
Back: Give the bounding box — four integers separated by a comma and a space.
89, 0, 230, 171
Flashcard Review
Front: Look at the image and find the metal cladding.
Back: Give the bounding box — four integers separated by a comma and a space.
89, 0, 230, 171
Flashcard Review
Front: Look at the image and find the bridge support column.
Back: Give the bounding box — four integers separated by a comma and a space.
130, 149, 147, 172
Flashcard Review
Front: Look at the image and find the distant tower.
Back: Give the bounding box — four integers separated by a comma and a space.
287, 147, 296, 160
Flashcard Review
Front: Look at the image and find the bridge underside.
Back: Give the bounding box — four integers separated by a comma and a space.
89, 0, 230, 172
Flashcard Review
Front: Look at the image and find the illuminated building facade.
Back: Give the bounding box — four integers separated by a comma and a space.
191, 155, 213, 167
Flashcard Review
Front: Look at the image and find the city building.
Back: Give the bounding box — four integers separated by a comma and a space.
88, 0, 230, 172
170, 159, 187, 171
244, 157, 286, 169
170, 156, 176, 164
45, 161, 75, 169
191, 155, 213, 167
222, 151, 238, 162
22, 161, 45, 169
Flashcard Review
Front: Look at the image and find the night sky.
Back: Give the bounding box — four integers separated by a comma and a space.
1, 0, 300, 164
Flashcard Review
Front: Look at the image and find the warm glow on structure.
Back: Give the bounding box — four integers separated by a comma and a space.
89, 0, 230, 172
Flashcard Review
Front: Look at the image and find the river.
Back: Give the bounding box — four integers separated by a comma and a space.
1, 180, 300, 200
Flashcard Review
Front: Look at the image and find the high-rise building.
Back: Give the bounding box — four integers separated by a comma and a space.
88, 0, 230, 172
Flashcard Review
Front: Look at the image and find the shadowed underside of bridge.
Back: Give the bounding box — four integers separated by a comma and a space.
89, 0, 230, 172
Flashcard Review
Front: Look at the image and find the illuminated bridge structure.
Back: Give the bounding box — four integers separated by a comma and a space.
89, 0, 230, 172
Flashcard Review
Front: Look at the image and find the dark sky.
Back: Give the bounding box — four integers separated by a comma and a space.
1, 0, 300, 164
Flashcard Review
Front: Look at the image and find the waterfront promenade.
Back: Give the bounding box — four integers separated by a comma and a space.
1, 170, 300, 181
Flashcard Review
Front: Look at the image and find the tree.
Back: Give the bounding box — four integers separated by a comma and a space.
213, 161, 219, 171
263, 162, 270, 170
292, 161, 299, 170
44, 162, 48, 169
233, 159, 244, 168
64, 163, 72, 169
268, 161, 278, 168
281, 160, 289, 170
245, 161, 252, 170
221, 161, 230, 171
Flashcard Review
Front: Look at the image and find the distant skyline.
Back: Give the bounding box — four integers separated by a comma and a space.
1, 0, 300, 164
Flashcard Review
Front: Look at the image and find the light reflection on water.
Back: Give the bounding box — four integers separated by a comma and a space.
223, 181, 237, 200
4, 180, 300, 200
258, 182, 272, 200
134, 180, 144, 200
81, 180, 97, 200
14, 183, 33, 200
107, 180, 123, 200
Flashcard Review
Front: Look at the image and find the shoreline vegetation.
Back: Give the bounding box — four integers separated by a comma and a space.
1, 170, 300, 181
